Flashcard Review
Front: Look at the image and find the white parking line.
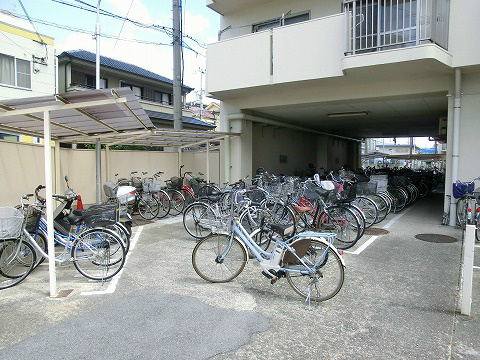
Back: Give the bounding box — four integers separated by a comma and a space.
81, 225, 144, 296
474, 266, 480, 270
344, 205, 415, 255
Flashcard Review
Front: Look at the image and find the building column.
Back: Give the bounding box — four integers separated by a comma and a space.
229, 117, 253, 182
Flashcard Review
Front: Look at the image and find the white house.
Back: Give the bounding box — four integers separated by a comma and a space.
0, 11, 55, 143
205, 0, 479, 222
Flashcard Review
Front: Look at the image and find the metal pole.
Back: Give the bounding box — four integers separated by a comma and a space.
96, 138, 102, 204
173, 0, 183, 130
95, 0, 102, 204
178, 148, 182, 176
54, 140, 61, 195
460, 224, 476, 315
450, 68, 462, 226
199, 68, 204, 123
206, 141, 210, 183
95, 0, 101, 90
44, 111, 57, 297
105, 145, 110, 182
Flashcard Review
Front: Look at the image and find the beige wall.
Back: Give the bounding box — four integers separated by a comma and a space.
0, 141, 220, 206
218, 0, 341, 40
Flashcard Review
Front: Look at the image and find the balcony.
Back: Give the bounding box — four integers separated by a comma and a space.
206, 0, 452, 95
344, 0, 450, 55
206, 13, 346, 94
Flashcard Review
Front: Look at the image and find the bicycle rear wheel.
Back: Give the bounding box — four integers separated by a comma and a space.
183, 202, 217, 239
352, 196, 378, 228
192, 233, 247, 283
71, 228, 126, 280
284, 239, 344, 302
0, 239, 36, 290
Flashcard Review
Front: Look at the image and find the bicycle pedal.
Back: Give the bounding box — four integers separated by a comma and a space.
270, 276, 278, 285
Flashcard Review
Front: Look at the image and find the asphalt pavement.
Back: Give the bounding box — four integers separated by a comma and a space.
1, 193, 480, 359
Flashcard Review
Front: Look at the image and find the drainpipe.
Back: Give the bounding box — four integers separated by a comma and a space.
449, 68, 462, 226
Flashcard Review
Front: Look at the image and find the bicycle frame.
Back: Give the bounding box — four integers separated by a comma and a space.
221, 218, 341, 275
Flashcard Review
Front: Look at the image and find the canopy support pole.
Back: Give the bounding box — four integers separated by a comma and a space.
96, 138, 102, 204
44, 110, 57, 297
206, 141, 210, 183
105, 145, 110, 182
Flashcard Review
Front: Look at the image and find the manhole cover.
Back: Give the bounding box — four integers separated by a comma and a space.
364, 228, 390, 236
414, 234, 458, 243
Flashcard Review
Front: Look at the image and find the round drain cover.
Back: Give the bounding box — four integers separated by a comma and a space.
414, 234, 458, 243
364, 228, 390, 236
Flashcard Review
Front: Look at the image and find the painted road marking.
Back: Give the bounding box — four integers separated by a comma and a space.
81, 225, 144, 296
344, 205, 415, 255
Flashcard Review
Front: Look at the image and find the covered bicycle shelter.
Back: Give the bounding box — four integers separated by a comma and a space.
0, 87, 237, 297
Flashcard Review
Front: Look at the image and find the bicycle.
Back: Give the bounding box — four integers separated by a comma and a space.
192, 209, 345, 303
0, 206, 37, 290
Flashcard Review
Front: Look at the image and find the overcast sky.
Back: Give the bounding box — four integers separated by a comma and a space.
2, 0, 219, 103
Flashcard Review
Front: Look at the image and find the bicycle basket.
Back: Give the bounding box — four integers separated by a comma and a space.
170, 177, 183, 190
340, 183, 357, 202
390, 176, 409, 187
82, 204, 119, 227
303, 182, 321, 201
132, 177, 142, 189
245, 189, 267, 206
474, 188, 480, 204
24, 206, 43, 233
103, 181, 117, 199
0, 206, 24, 239
356, 182, 377, 196
453, 181, 475, 199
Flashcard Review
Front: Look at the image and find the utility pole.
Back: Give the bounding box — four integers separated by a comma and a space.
95, 0, 102, 204
173, 0, 183, 130
198, 68, 205, 122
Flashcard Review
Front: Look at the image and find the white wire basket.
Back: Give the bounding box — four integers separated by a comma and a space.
0, 206, 24, 240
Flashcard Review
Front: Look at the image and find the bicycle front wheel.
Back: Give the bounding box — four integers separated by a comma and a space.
284, 239, 344, 302
71, 228, 126, 280
192, 233, 247, 283
155, 190, 171, 219
138, 196, 160, 220
317, 205, 361, 250
0, 239, 36, 290
166, 189, 185, 216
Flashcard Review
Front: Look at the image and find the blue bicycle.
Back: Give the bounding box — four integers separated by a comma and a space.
192, 210, 345, 302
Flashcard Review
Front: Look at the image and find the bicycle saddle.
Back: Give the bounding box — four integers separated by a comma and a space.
270, 223, 294, 238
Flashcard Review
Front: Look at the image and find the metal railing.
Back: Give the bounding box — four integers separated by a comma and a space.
344, 0, 449, 55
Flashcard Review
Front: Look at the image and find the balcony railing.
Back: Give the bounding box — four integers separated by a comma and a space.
344, 0, 449, 55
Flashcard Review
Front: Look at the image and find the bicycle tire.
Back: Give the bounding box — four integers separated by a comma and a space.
369, 194, 389, 224
183, 202, 217, 239
181, 189, 194, 206
166, 189, 185, 216
105, 223, 131, 253
352, 196, 378, 228
0, 239, 36, 290
317, 205, 361, 250
192, 233, 247, 283
138, 196, 160, 220
71, 228, 126, 280
345, 204, 366, 238
155, 190, 171, 219
284, 239, 344, 302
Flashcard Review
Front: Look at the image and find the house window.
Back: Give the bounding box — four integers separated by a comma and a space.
85, 74, 95, 88
253, 11, 310, 32
154, 91, 172, 105
0, 53, 31, 89
120, 81, 143, 98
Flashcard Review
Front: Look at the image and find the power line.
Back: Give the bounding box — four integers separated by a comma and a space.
51, 0, 207, 49
112, 0, 135, 52
17, 0, 48, 61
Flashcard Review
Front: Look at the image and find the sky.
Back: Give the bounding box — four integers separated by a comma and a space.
2, 0, 220, 103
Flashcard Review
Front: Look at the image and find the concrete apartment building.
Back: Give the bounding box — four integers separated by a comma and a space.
0, 11, 55, 142
205, 0, 479, 220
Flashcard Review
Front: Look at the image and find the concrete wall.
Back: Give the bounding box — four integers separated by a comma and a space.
252, 124, 318, 175
0, 141, 220, 206
218, 0, 341, 40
